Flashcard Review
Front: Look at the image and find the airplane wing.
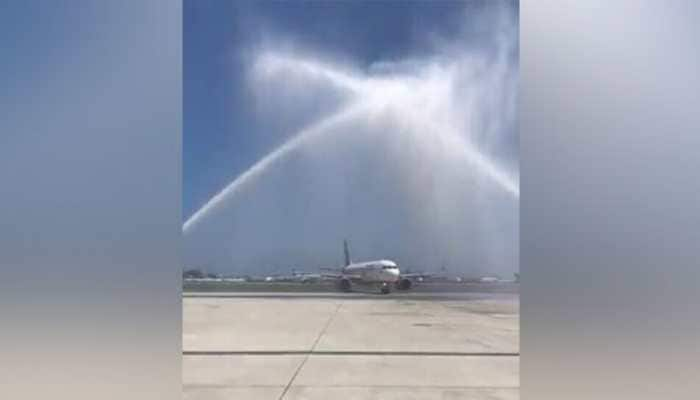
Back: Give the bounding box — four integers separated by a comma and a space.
401, 272, 433, 279
320, 267, 343, 279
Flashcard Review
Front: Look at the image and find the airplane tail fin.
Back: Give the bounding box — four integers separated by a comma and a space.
343, 239, 351, 267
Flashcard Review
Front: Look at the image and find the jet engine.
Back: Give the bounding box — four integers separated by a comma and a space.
396, 278, 412, 290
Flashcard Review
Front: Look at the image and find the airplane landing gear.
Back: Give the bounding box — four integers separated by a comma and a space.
380, 282, 391, 295
338, 278, 352, 292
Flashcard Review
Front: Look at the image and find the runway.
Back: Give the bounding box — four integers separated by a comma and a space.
184, 350, 519, 356
183, 291, 515, 301
183, 291, 519, 400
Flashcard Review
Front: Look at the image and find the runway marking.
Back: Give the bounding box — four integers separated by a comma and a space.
277, 300, 344, 400
183, 350, 519, 357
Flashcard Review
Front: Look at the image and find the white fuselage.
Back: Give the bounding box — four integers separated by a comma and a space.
342, 259, 400, 283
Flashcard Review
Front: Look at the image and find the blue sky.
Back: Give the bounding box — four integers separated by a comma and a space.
183, 0, 518, 274
183, 0, 509, 221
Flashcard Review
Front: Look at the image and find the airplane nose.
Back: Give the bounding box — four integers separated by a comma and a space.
388, 269, 400, 281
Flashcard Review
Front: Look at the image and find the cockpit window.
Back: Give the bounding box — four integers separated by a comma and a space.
382, 265, 398, 269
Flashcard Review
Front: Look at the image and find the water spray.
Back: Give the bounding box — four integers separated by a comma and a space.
184, 52, 518, 234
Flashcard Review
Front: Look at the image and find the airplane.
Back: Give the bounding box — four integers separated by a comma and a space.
290, 269, 322, 283
321, 240, 422, 294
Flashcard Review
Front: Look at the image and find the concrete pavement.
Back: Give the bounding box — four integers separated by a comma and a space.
183, 292, 519, 400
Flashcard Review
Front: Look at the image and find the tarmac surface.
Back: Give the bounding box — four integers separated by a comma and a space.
183, 291, 519, 400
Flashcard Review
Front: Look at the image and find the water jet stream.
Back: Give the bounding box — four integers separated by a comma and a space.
185, 53, 518, 234
184, 103, 367, 233
457, 139, 519, 198
437, 125, 519, 198
256, 53, 365, 94
256, 53, 518, 196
